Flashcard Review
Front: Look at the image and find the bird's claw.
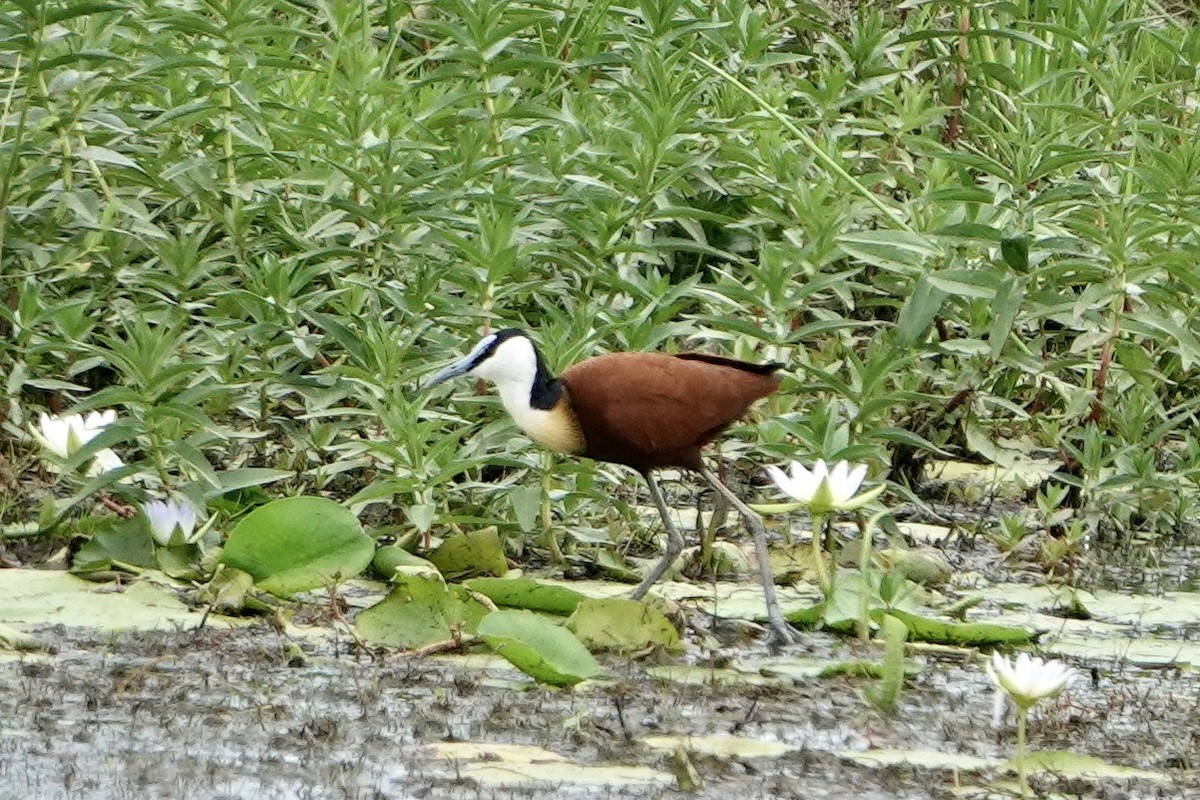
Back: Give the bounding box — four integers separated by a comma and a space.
765, 619, 801, 650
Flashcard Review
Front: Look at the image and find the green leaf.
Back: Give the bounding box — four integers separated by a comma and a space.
372, 545, 437, 581
356, 570, 489, 649
1000, 234, 1029, 272
885, 609, 1041, 646
894, 275, 947, 346
747, 501, 808, 515
198, 566, 258, 615
838, 231, 942, 275
218, 497, 373, 596
208, 468, 293, 498
988, 276, 1025, 359
75, 146, 142, 171
926, 269, 1000, 299
567, 598, 682, 654
509, 485, 542, 533
71, 517, 155, 574
477, 610, 601, 686
428, 527, 508, 579
465, 577, 587, 614
45, 2, 122, 24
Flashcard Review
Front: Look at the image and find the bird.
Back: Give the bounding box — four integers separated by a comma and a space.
426, 327, 797, 646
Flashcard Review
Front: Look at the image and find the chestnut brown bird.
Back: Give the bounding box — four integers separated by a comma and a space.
427, 328, 797, 645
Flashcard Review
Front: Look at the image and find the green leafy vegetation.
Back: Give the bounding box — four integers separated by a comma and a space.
3, 0, 1200, 738
3, 0, 1199, 563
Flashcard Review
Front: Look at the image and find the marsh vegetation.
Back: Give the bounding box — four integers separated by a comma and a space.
3, 0, 1200, 796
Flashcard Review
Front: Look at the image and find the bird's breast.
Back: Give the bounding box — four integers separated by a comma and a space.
508, 396, 586, 455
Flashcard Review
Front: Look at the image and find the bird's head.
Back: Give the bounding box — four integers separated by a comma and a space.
425, 328, 539, 389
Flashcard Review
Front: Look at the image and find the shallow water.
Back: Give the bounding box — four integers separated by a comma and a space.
3, 623, 1196, 799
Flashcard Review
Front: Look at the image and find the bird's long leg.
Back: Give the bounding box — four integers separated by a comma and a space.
699, 467, 799, 647
629, 472, 686, 601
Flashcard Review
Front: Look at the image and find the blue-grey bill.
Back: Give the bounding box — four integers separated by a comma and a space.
425, 357, 474, 388
425, 333, 497, 389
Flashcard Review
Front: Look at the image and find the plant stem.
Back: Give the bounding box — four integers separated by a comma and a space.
856, 514, 873, 640
541, 455, 565, 564
811, 511, 830, 595
1016, 706, 1030, 797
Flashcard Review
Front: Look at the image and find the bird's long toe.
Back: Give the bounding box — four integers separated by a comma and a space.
766, 620, 801, 649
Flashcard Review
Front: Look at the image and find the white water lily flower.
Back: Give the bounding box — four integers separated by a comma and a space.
143, 498, 199, 547
35, 413, 77, 459
986, 652, 1073, 711
764, 459, 881, 514
32, 410, 123, 475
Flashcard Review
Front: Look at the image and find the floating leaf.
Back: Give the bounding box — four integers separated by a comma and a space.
642, 735, 799, 759
373, 544, 438, 581
477, 610, 601, 686
886, 609, 1041, 646
466, 577, 587, 614
198, 566, 258, 615
686, 541, 751, 579
427, 742, 672, 788
218, 496, 373, 596
71, 516, 156, 574
356, 569, 489, 649
0, 569, 205, 631
0, 623, 44, 652
428, 526, 508, 579
837, 748, 1000, 772
1021, 751, 1169, 782
878, 548, 952, 586
567, 598, 682, 654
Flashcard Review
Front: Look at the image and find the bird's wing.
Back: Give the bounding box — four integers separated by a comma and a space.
564, 353, 777, 456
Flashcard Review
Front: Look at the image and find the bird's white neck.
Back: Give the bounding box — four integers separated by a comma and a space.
472, 336, 581, 453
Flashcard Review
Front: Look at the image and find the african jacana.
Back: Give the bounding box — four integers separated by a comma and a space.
427, 328, 797, 646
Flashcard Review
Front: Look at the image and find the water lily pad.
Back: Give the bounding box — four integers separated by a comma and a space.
0, 623, 43, 651
683, 541, 751, 579
465, 576, 587, 614
198, 566, 267, 615
786, 601, 827, 628
477, 609, 601, 686
71, 516, 155, 574
644, 665, 787, 687
837, 748, 1000, 771
929, 457, 1059, 490
879, 548, 952, 586
0, 569, 213, 631
643, 734, 799, 758
1050, 635, 1200, 669
428, 742, 672, 787
566, 598, 682, 653
428, 526, 508, 579
886, 608, 1042, 646
894, 522, 954, 543
1022, 750, 1170, 781
356, 569, 489, 649
219, 496, 374, 596
372, 544, 437, 581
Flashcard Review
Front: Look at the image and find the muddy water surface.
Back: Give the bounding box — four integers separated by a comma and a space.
3, 621, 1196, 800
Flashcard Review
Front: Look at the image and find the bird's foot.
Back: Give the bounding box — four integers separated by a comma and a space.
765, 618, 802, 650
